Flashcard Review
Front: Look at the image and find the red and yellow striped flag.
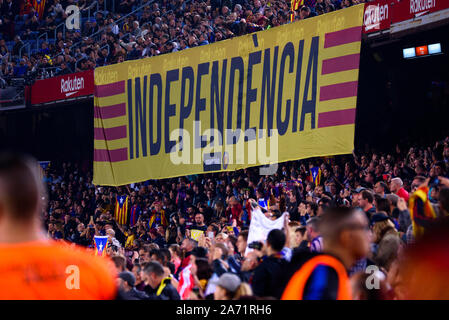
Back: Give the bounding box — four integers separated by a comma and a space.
409, 186, 437, 239
290, 0, 304, 21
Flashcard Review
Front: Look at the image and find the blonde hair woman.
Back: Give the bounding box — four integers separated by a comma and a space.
372, 217, 397, 244
371, 214, 401, 271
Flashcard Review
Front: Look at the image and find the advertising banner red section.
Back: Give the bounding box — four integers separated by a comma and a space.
31, 70, 94, 105
392, 0, 449, 23
363, 0, 392, 33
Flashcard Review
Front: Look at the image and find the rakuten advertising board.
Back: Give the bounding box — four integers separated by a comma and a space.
363, 0, 391, 33
31, 70, 94, 105
392, 0, 449, 23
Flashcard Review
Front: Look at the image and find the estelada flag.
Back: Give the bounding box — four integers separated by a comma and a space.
148, 209, 168, 228
115, 195, 129, 225
308, 167, 322, 185
94, 236, 108, 256
33, 0, 46, 19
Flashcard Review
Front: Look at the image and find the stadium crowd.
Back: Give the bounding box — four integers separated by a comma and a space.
2, 0, 449, 301
40, 136, 449, 300
1, 0, 364, 85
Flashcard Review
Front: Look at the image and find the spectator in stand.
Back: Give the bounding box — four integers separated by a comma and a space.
17, 133, 446, 300
0, 0, 19, 40
12, 36, 24, 57
370, 213, 400, 271
141, 261, 180, 300
2, 0, 366, 81
169, 244, 182, 274
226, 196, 243, 226
179, 237, 197, 272
213, 273, 253, 300
118, 271, 149, 300
306, 217, 322, 253
360, 190, 376, 220
13, 58, 28, 77
251, 229, 288, 298
374, 181, 388, 198
390, 177, 409, 202
297, 5, 311, 20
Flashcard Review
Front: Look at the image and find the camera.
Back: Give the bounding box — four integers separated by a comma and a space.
248, 241, 263, 251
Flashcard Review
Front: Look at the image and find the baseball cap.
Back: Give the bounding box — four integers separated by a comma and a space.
370, 213, 389, 225
119, 271, 135, 287
212, 273, 241, 292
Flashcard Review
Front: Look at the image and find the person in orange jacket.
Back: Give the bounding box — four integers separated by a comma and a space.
0, 152, 117, 300
281, 206, 371, 300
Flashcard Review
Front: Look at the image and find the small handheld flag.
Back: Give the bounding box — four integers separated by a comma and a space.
94, 236, 108, 256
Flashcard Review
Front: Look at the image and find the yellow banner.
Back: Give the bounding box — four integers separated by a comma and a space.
93, 5, 364, 186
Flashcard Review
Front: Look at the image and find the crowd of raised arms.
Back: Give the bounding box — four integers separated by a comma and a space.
0, 0, 364, 85
41, 136, 449, 299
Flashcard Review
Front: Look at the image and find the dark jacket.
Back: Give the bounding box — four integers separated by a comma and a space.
212, 259, 228, 277
123, 288, 149, 300
152, 235, 166, 248
239, 270, 255, 284
397, 208, 412, 233
365, 206, 376, 220
294, 240, 310, 254
287, 200, 300, 221
144, 278, 180, 300
251, 254, 288, 298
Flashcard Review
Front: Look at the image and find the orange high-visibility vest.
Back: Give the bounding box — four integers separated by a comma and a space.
0, 240, 117, 300
281, 255, 352, 300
